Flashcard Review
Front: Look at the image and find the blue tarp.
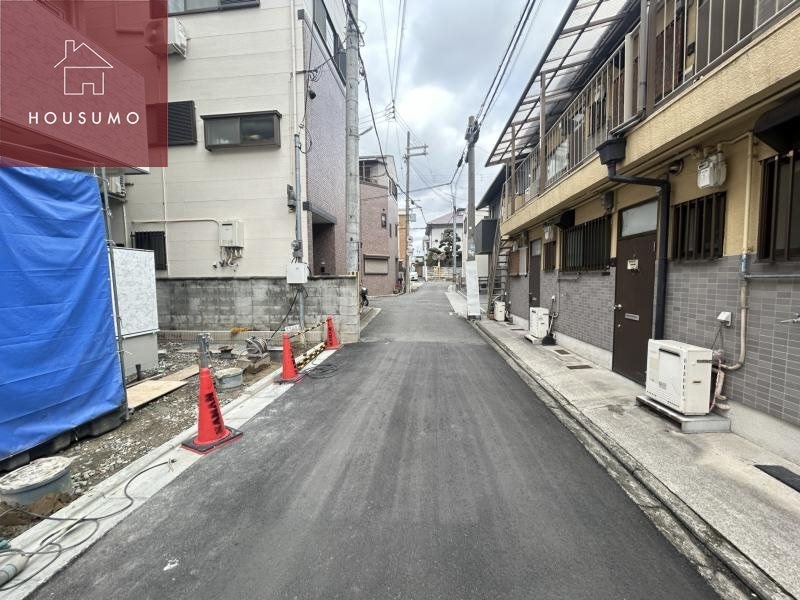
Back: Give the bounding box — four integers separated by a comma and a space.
0, 167, 125, 460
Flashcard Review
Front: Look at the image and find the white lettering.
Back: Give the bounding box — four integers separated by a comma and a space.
28, 112, 38, 125
91, 112, 102, 125
78, 112, 86, 125
126, 112, 140, 125
62, 112, 72, 125
107, 112, 121, 125
44, 112, 57, 125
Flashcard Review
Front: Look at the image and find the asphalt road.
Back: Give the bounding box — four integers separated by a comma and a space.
32, 283, 718, 599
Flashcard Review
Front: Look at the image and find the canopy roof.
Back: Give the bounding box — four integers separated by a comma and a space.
487, 0, 639, 166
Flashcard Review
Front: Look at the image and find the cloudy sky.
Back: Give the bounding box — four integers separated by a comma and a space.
357, 0, 566, 253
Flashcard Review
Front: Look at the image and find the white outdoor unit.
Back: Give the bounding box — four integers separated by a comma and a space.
168, 18, 188, 57
529, 307, 550, 338
645, 340, 713, 415
219, 220, 244, 248
493, 301, 506, 322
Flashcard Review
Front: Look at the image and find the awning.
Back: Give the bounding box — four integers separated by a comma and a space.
754, 95, 800, 154
487, 0, 639, 166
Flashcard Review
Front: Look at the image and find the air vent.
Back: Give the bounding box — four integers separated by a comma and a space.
168, 101, 197, 146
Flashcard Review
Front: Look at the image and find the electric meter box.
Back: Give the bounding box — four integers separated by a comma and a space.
287, 262, 308, 284
219, 220, 244, 247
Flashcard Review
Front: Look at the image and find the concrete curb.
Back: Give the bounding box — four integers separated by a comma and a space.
1, 345, 338, 599
472, 319, 795, 600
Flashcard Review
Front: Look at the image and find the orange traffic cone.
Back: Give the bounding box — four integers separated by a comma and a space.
182, 365, 242, 454
280, 333, 303, 383
325, 315, 342, 350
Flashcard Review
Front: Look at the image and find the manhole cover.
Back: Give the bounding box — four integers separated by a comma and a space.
0, 456, 73, 494
555, 349, 570, 355
566, 364, 592, 370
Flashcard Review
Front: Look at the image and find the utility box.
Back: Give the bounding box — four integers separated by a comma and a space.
219, 220, 244, 247
529, 307, 550, 338
493, 301, 506, 322
287, 262, 308, 284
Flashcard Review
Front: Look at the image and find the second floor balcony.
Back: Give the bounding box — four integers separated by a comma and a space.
491, 0, 800, 225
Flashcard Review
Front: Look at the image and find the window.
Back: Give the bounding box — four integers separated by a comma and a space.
759, 151, 800, 261
168, 0, 259, 16
167, 101, 197, 146
543, 241, 556, 271
359, 164, 372, 181
364, 257, 389, 275
673, 193, 726, 260
134, 231, 167, 270
381, 212, 387, 228
561, 215, 611, 271
508, 250, 520, 275
620, 200, 658, 238
201, 111, 280, 150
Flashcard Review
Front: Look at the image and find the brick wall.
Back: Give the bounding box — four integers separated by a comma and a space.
541, 269, 616, 351
665, 255, 800, 427
360, 181, 398, 295
304, 22, 346, 274
156, 276, 359, 343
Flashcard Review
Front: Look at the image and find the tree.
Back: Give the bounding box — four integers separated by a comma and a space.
436, 228, 461, 267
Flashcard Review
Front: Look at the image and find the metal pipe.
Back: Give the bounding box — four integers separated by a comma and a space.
745, 273, 800, 280
100, 167, 128, 390
606, 162, 670, 339
637, 0, 649, 112
294, 132, 305, 329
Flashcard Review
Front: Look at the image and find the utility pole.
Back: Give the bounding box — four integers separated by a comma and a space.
451, 184, 458, 285
465, 115, 481, 319
293, 133, 305, 328
345, 0, 360, 275
403, 131, 427, 293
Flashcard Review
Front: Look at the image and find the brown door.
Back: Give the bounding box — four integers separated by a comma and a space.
613, 200, 658, 383
529, 239, 541, 308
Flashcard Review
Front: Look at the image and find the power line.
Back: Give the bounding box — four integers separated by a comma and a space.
390, 0, 408, 103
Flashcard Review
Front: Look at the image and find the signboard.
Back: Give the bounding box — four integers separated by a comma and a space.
0, 1, 168, 167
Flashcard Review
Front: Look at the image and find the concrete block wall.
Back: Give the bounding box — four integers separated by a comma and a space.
665, 255, 800, 427
157, 276, 359, 343
541, 269, 616, 351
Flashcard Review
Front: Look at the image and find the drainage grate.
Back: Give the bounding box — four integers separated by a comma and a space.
755, 465, 800, 493
566, 364, 592, 370
555, 349, 570, 355
510, 328, 525, 331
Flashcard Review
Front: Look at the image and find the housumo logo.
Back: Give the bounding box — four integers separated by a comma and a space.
27, 40, 141, 128
0, 0, 168, 168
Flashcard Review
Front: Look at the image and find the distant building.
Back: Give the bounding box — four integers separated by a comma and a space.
360, 156, 399, 295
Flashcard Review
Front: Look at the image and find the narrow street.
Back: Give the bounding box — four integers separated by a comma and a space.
32, 283, 717, 600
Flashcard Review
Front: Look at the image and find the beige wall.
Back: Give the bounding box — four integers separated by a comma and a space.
126, 0, 346, 279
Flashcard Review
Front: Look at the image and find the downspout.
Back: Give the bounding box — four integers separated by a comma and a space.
719, 133, 754, 373
605, 162, 670, 339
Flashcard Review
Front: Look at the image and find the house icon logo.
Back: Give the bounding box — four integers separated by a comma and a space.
53, 40, 113, 96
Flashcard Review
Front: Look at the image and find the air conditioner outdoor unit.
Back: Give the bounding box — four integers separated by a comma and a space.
168, 18, 188, 57
645, 340, 713, 415
529, 307, 549, 338
107, 176, 125, 197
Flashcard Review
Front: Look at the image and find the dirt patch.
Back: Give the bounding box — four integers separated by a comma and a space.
1, 342, 280, 541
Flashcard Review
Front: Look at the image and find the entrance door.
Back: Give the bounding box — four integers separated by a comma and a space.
529, 239, 542, 308
613, 200, 658, 383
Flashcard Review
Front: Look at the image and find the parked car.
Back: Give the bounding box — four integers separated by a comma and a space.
410, 271, 419, 281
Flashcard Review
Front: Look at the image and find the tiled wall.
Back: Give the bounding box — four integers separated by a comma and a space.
541, 269, 616, 351
665, 255, 800, 426
304, 22, 346, 274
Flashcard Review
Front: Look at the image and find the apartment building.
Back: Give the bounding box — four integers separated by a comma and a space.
113, 0, 351, 327
359, 155, 400, 295
488, 0, 800, 457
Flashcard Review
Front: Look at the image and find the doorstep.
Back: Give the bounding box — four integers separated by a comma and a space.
471, 315, 800, 600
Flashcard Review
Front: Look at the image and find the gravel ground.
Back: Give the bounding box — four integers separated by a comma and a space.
1, 342, 281, 540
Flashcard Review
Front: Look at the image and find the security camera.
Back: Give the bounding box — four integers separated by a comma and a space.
668, 159, 684, 175
307, 88, 317, 99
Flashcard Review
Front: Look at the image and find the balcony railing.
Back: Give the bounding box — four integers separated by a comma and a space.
501, 0, 800, 223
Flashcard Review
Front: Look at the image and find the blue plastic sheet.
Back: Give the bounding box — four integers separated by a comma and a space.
0, 167, 125, 460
